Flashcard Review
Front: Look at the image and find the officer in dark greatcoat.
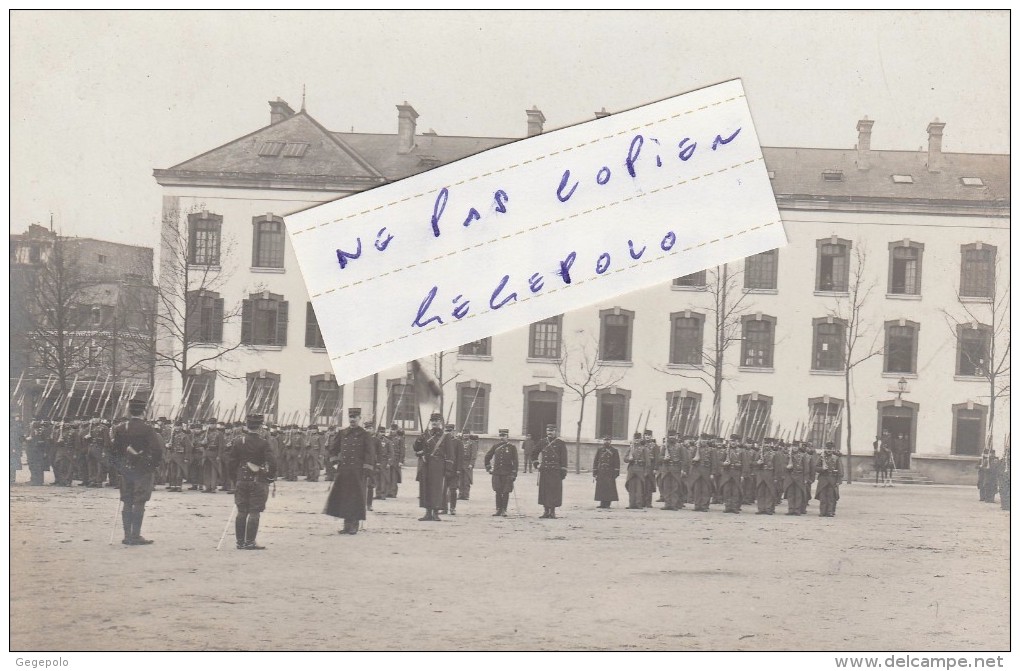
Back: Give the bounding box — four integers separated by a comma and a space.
592, 436, 621, 509
414, 413, 454, 521
324, 408, 375, 535
230, 414, 277, 549
109, 398, 164, 545
532, 424, 568, 519
484, 429, 518, 516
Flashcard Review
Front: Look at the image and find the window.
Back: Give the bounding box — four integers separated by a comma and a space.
184, 369, 216, 421
310, 374, 341, 423
891, 174, 914, 184
457, 383, 490, 434
596, 388, 630, 440
529, 316, 562, 359
669, 311, 704, 365
305, 302, 325, 349
186, 290, 224, 344
741, 314, 776, 368
744, 249, 778, 290
242, 293, 288, 346
459, 338, 491, 357
388, 379, 418, 430
256, 141, 285, 157
87, 339, 100, 368
252, 215, 285, 269
187, 211, 222, 266
599, 308, 634, 362
666, 391, 701, 436
960, 243, 996, 298
673, 270, 707, 288
812, 317, 845, 371
97, 254, 108, 264
807, 398, 842, 447
29, 244, 40, 263
957, 324, 990, 377
884, 320, 919, 374
952, 403, 987, 456
816, 238, 851, 292
822, 169, 844, 182
282, 142, 309, 158
960, 177, 984, 187
888, 241, 923, 295
90, 306, 102, 327
736, 394, 772, 441
245, 372, 279, 419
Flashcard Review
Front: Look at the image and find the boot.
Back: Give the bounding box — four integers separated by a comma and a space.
236, 514, 247, 549
121, 508, 133, 545
549, 508, 558, 519
244, 513, 264, 549
449, 494, 457, 516
418, 509, 434, 522
432, 509, 443, 522
347, 520, 359, 535
131, 510, 153, 545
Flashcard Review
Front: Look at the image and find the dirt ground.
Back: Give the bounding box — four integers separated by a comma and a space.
8, 466, 1010, 651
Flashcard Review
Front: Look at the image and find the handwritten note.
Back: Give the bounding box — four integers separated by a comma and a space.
286, 79, 785, 385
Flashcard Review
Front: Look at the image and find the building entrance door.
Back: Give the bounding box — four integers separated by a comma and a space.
879, 404, 916, 469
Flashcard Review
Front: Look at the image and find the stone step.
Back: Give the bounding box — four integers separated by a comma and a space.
889, 469, 936, 485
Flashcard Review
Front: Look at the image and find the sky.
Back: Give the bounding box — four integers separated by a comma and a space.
9, 10, 1010, 250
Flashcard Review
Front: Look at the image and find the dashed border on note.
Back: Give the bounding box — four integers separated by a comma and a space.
329, 217, 782, 361
291, 94, 746, 237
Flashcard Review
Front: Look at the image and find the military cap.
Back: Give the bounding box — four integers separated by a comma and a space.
364, 420, 375, 429
206, 417, 218, 424
348, 408, 362, 418
545, 424, 556, 431
127, 398, 146, 414
730, 433, 741, 440
246, 414, 264, 429
429, 412, 443, 422
825, 441, 835, 448
643, 429, 654, 437
444, 423, 455, 431
633, 431, 643, 439
498, 429, 509, 437
308, 424, 319, 431
390, 423, 399, 430
469, 434, 478, 440
157, 416, 169, 423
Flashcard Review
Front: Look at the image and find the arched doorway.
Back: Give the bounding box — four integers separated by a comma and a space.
522, 384, 562, 445
877, 400, 918, 469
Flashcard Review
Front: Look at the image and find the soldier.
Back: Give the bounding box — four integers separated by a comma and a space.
439, 424, 463, 515
782, 441, 810, 516
220, 421, 238, 493
592, 436, 621, 509
484, 428, 519, 516
623, 432, 649, 510
741, 440, 758, 505
165, 421, 192, 492
686, 435, 714, 512
521, 433, 534, 473
10, 414, 23, 485
230, 414, 277, 550
802, 443, 818, 514
84, 417, 107, 487
754, 438, 781, 515
977, 449, 999, 503
414, 413, 455, 521
266, 425, 282, 485
458, 434, 478, 500
997, 443, 1010, 512
101, 419, 119, 487
51, 421, 74, 486
109, 398, 164, 545
717, 434, 745, 513
305, 424, 323, 482
373, 425, 392, 503
643, 430, 658, 507
388, 424, 404, 497
25, 421, 49, 486
814, 441, 843, 517
532, 424, 568, 519
324, 408, 376, 535
660, 432, 686, 511
72, 420, 89, 486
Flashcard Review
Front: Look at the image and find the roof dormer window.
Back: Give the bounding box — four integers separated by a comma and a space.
892, 174, 914, 184
822, 169, 844, 182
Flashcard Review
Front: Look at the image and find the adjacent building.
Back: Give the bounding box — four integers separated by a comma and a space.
153, 100, 1009, 483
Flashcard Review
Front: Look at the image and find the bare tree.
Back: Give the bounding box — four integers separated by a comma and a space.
154, 204, 248, 411
941, 254, 1010, 452
556, 334, 626, 473
828, 245, 884, 483
15, 234, 99, 409
432, 349, 463, 421
654, 263, 756, 434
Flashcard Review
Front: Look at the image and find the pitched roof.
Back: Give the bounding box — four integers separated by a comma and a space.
334, 132, 515, 181
763, 146, 1009, 207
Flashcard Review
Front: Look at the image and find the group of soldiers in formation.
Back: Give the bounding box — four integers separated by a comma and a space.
10, 402, 849, 550
976, 446, 1011, 511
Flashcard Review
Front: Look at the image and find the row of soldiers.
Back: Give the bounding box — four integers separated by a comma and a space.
17, 418, 120, 487
976, 446, 1011, 511
597, 430, 844, 517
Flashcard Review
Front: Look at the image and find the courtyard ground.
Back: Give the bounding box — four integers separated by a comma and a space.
8, 466, 1010, 651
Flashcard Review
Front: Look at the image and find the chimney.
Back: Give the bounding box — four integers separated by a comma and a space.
269, 98, 295, 125
927, 119, 946, 173
856, 117, 874, 170
595, 107, 610, 119
526, 106, 546, 137
397, 102, 419, 154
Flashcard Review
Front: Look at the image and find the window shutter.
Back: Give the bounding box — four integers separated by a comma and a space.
185, 292, 198, 344
212, 298, 224, 343
305, 302, 315, 348
241, 299, 252, 344
275, 301, 289, 346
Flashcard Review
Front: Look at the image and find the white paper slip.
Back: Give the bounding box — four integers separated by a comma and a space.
286, 79, 785, 386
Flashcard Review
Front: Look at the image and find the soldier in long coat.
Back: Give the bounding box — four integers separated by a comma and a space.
387, 425, 404, 497
782, 442, 810, 515
659, 432, 687, 510
165, 422, 192, 492
484, 429, 518, 516
51, 422, 75, 486
802, 445, 818, 514
717, 436, 745, 513
458, 434, 478, 500
369, 425, 391, 509
624, 432, 649, 510
532, 424, 568, 518
109, 398, 164, 545
414, 413, 453, 521
592, 436, 621, 509
230, 414, 277, 549
201, 422, 223, 493
977, 449, 999, 503
741, 441, 758, 505
754, 438, 781, 514
324, 408, 376, 534
440, 425, 464, 515
814, 442, 843, 517
685, 435, 714, 512
304, 425, 323, 482
83, 418, 106, 487
24, 421, 48, 486
644, 431, 658, 507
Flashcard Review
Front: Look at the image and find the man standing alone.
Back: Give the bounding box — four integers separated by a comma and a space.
109, 398, 164, 545
324, 408, 375, 535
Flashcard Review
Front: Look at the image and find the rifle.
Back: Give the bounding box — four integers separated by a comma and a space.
11, 371, 24, 404
463, 387, 482, 434
634, 411, 644, 439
